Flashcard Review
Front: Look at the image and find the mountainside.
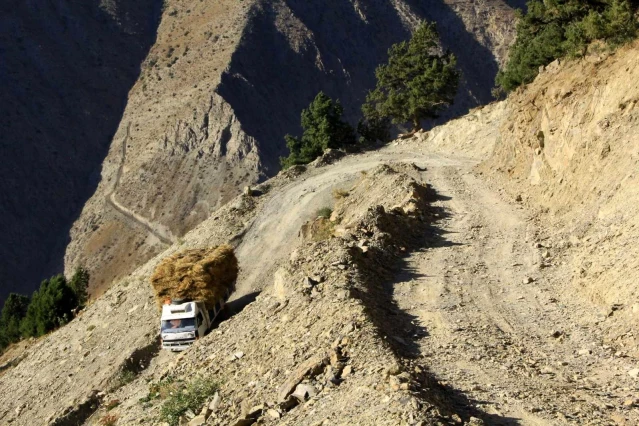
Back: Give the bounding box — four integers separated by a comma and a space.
2, 41, 639, 425
0, 0, 163, 304
63, 0, 521, 296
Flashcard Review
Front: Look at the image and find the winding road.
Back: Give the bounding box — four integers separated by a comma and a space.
106, 123, 176, 245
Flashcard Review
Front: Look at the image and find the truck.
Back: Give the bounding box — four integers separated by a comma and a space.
160, 289, 231, 351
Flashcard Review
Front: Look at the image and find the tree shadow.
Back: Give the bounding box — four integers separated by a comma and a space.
348, 186, 521, 424
0, 0, 164, 304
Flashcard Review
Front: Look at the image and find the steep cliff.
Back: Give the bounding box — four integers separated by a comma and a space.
0, 0, 162, 303
64, 0, 520, 296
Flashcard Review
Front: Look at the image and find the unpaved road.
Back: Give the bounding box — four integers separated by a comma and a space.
232, 142, 638, 425
106, 122, 176, 245
390, 163, 639, 425
232, 148, 469, 299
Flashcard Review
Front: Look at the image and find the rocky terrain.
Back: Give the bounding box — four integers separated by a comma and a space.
0, 0, 163, 303
3, 5, 639, 426
62, 0, 521, 297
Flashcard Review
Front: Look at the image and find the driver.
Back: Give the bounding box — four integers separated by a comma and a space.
170, 319, 182, 329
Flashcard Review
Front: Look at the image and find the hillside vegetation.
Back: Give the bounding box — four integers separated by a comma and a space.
497, 0, 638, 91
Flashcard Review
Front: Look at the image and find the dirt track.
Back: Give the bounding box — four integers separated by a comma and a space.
231, 142, 639, 425
106, 122, 176, 245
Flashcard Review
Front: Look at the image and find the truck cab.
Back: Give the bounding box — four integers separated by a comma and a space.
160, 294, 228, 351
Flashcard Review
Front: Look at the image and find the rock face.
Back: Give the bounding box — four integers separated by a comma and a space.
0, 0, 163, 303
63, 0, 521, 296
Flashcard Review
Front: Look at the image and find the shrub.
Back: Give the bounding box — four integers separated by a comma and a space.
111, 369, 136, 390
159, 377, 218, 426
363, 22, 460, 131
99, 414, 118, 426
332, 188, 349, 199
20, 275, 77, 338
497, 0, 638, 92
280, 92, 356, 168
316, 207, 333, 218
68, 266, 90, 308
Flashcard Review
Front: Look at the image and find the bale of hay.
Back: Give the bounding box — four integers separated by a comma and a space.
150, 245, 238, 310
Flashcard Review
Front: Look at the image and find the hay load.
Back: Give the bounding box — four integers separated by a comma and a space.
150, 245, 238, 310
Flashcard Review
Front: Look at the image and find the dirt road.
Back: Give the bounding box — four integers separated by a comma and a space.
389, 163, 639, 425
106, 123, 176, 245
232, 142, 638, 425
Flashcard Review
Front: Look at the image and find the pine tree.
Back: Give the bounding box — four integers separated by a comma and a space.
497, 0, 638, 92
281, 92, 356, 168
20, 275, 77, 338
69, 266, 90, 308
363, 22, 460, 132
0, 293, 30, 350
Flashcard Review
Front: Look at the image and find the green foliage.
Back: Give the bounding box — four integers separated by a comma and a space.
20, 275, 77, 338
316, 207, 333, 218
497, 0, 638, 92
363, 22, 460, 131
159, 377, 218, 426
357, 113, 391, 145
69, 266, 90, 308
0, 294, 30, 351
281, 92, 356, 168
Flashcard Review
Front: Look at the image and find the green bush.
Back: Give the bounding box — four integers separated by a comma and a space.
497, 0, 638, 92
316, 207, 333, 218
159, 377, 218, 426
20, 275, 77, 338
363, 22, 460, 131
280, 92, 356, 168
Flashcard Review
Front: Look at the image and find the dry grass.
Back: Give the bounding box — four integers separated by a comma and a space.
150, 245, 238, 310
332, 188, 350, 199
99, 414, 118, 426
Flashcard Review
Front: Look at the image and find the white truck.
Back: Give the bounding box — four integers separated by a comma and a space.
160, 290, 230, 351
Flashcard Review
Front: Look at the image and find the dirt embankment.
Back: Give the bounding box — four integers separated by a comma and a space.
478, 42, 639, 353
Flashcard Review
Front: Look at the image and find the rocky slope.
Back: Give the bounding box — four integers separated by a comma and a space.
2, 41, 639, 426
63, 0, 521, 296
0, 0, 163, 303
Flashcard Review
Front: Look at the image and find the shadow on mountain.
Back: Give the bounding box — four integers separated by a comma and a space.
218, 0, 412, 172
0, 0, 164, 304
218, 0, 510, 170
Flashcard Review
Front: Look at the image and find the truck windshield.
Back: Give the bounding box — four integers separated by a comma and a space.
161, 318, 196, 331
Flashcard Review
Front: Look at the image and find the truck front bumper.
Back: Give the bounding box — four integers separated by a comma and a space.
162, 338, 195, 352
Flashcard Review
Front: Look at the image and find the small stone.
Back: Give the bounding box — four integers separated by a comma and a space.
235, 351, 245, 359
342, 365, 353, 377
628, 368, 639, 378
551, 330, 563, 338
578, 349, 591, 356
515, 194, 523, 202
188, 415, 207, 426
266, 409, 281, 419
291, 383, 318, 402
523, 277, 535, 284
387, 363, 402, 376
